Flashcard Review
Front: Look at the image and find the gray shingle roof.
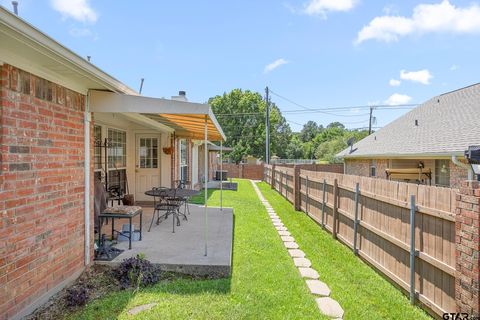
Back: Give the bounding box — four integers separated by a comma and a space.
338, 83, 480, 158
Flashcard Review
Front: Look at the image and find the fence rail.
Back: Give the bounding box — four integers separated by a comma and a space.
264, 164, 458, 318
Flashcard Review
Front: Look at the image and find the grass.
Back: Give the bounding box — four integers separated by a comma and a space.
70, 179, 324, 319
257, 182, 432, 320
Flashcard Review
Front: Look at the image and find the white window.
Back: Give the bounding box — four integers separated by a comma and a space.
108, 128, 127, 169
435, 159, 450, 187
179, 139, 188, 181
94, 125, 102, 171
370, 160, 376, 177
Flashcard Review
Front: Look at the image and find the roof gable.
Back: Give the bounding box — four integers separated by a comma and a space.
338, 83, 480, 158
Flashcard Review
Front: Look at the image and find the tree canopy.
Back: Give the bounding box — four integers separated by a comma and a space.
209, 89, 291, 163
209, 89, 369, 164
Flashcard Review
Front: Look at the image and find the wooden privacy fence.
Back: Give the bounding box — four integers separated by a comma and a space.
265, 165, 459, 318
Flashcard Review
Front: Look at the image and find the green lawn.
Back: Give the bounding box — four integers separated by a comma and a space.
257, 182, 431, 320
71, 179, 323, 319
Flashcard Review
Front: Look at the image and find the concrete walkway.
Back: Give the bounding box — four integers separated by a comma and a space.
251, 181, 344, 320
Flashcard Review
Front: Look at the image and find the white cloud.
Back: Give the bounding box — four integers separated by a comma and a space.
50, 0, 98, 23
385, 93, 412, 105
450, 64, 459, 71
356, 0, 480, 44
304, 0, 358, 16
400, 69, 432, 85
389, 79, 401, 86
264, 58, 289, 74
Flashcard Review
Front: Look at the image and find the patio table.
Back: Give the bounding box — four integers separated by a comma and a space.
98, 206, 143, 250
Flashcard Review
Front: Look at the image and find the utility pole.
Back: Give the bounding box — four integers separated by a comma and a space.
265, 86, 270, 164
368, 106, 374, 135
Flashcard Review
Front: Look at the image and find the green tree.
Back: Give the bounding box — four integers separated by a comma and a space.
314, 128, 369, 163
300, 121, 322, 143
285, 134, 304, 159
209, 89, 291, 163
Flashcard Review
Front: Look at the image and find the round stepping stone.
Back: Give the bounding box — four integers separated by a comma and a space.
298, 267, 319, 279
281, 236, 295, 242
288, 249, 305, 258
276, 226, 287, 231
128, 303, 158, 315
316, 297, 344, 318
278, 230, 291, 236
293, 257, 311, 267
306, 280, 331, 296
284, 241, 299, 249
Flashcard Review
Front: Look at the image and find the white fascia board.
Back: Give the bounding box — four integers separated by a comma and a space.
209, 108, 227, 141
89, 90, 210, 114
122, 113, 174, 134
343, 152, 464, 160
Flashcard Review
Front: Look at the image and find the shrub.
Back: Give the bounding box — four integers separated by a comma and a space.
65, 286, 89, 307
115, 254, 161, 289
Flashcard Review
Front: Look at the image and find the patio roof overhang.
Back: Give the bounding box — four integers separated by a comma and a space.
89, 90, 226, 141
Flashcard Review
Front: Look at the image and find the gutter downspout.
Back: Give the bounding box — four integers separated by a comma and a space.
452, 154, 473, 180
84, 92, 91, 266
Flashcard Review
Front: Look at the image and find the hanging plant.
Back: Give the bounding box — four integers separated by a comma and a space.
163, 147, 172, 155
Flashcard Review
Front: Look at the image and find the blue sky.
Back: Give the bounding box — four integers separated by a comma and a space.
2, 0, 480, 131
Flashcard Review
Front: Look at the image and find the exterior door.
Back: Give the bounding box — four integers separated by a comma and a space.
135, 134, 161, 201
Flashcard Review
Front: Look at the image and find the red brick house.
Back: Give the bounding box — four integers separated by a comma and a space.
337, 84, 480, 188
0, 7, 225, 319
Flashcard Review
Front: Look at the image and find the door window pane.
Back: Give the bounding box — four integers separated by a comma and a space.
139, 137, 159, 169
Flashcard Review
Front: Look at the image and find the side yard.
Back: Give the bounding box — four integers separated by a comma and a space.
257, 181, 431, 319
68, 179, 322, 319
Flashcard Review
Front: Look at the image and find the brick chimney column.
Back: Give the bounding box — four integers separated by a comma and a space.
455, 181, 480, 316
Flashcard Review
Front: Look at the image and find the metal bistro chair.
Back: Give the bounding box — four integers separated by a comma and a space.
147, 187, 186, 233
175, 179, 192, 216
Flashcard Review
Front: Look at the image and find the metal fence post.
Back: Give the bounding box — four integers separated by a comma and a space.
353, 182, 360, 255
321, 179, 326, 228
409, 194, 416, 305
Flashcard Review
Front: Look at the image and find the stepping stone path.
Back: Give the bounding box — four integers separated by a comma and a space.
251, 181, 345, 319
127, 303, 158, 316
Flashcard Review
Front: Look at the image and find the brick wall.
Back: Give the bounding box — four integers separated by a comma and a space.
455, 181, 480, 316
0, 64, 92, 319
450, 159, 469, 189
345, 158, 469, 188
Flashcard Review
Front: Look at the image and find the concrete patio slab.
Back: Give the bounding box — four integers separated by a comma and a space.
96, 205, 233, 278
278, 230, 291, 236
276, 226, 287, 231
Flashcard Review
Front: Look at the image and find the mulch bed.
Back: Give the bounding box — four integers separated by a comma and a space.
27, 264, 214, 319
27, 265, 119, 320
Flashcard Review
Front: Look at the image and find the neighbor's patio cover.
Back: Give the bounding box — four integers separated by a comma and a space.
89, 90, 226, 141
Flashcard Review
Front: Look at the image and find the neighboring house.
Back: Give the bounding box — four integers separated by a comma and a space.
0, 7, 224, 319
337, 83, 480, 188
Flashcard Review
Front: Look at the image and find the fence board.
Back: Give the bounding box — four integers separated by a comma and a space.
267, 166, 458, 317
